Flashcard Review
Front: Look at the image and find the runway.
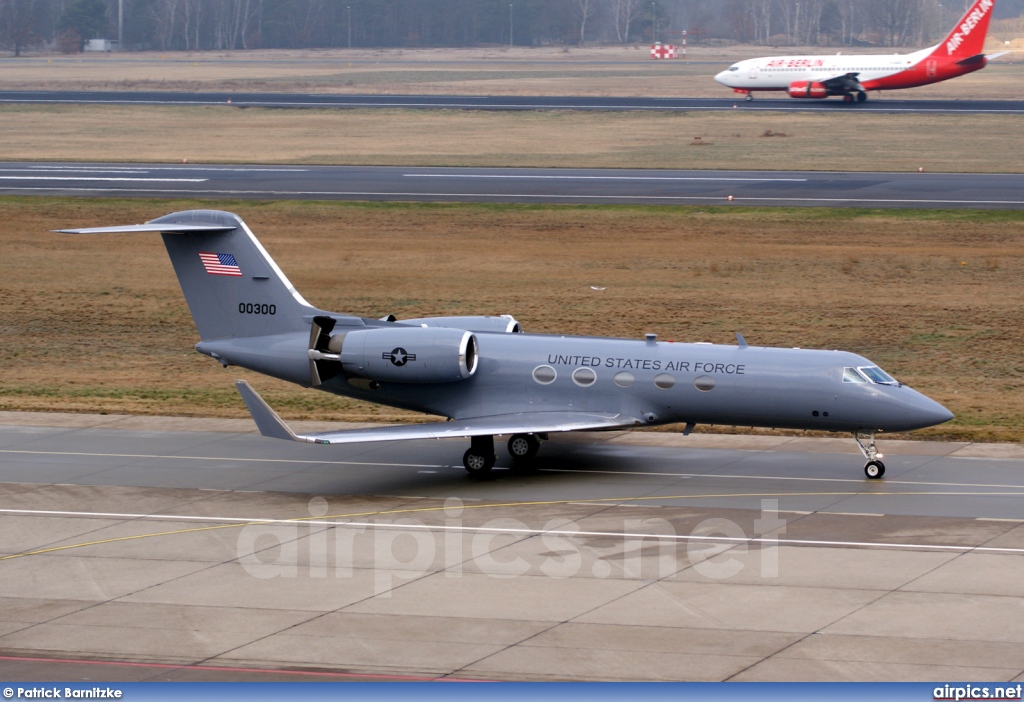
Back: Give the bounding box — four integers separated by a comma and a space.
1, 412, 1024, 681
2, 90, 1024, 114
3, 162, 1024, 209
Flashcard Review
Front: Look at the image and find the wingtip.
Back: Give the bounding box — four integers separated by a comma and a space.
234, 380, 304, 442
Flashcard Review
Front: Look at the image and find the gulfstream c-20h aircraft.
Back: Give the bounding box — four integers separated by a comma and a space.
715, 0, 1000, 102
59, 210, 954, 479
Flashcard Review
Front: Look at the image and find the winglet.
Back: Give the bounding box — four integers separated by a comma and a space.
234, 380, 306, 442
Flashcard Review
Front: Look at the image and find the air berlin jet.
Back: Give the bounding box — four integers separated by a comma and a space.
715, 0, 1001, 102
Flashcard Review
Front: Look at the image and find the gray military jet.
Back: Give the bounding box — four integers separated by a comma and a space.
58, 209, 954, 480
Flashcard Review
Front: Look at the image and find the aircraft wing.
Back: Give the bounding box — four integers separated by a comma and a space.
814, 72, 865, 92
235, 380, 635, 445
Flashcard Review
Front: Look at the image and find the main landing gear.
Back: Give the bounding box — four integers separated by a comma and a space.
854, 432, 885, 479
462, 433, 543, 477
843, 91, 868, 104
463, 435, 496, 477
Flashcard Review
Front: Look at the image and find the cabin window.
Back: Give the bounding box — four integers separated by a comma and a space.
694, 375, 716, 392
572, 367, 597, 387
859, 366, 898, 385
614, 371, 635, 387
842, 367, 868, 383
654, 373, 675, 389
532, 365, 557, 385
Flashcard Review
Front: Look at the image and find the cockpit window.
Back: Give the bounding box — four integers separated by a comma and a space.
843, 367, 867, 383
858, 366, 898, 385
728, 66, 739, 71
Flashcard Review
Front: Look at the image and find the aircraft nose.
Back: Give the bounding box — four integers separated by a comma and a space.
714, 70, 731, 86
902, 392, 954, 431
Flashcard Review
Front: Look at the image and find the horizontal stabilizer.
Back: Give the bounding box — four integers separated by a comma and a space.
985, 51, 1011, 61
956, 53, 987, 66
234, 380, 633, 445
54, 223, 237, 235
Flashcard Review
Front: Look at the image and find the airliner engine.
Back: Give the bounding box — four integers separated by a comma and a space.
787, 81, 829, 98
310, 325, 478, 385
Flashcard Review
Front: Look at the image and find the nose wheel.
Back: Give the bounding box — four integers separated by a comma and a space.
854, 432, 885, 479
864, 460, 885, 479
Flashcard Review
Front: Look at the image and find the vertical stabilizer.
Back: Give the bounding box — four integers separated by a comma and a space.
935, 0, 995, 59
58, 209, 319, 341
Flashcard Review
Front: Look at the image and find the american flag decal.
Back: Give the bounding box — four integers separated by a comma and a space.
198, 252, 242, 276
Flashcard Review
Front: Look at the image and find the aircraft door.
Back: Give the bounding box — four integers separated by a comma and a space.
926, 59, 937, 78
748, 65, 759, 80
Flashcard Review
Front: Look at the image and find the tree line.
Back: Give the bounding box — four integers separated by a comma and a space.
1, 0, 1019, 56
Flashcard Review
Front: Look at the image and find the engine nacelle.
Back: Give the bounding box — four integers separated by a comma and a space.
787, 81, 829, 98
396, 315, 522, 334
330, 326, 478, 384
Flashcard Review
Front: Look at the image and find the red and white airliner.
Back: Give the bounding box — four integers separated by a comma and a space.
715, 0, 1002, 102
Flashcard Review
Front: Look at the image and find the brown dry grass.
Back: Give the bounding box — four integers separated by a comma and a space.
0, 45, 1018, 99
1, 104, 1022, 173
2, 197, 1022, 442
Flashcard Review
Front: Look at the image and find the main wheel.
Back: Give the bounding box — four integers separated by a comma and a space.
856, 91, 868, 103
843, 94, 854, 103
864, 460, 885, 479
508, 434, 540, 461
463, 448, 494, 476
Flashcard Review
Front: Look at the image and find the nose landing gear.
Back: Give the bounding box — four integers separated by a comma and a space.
854, 432, 885, 479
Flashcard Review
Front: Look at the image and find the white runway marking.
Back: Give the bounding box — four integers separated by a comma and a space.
403, 174, 809, 182
25, 166, 309, 172
3, 506, 1024, 555
0, 176, 208, 183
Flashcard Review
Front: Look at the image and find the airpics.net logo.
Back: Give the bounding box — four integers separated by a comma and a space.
234, 497, 788, 595
934, 685, 1024, 701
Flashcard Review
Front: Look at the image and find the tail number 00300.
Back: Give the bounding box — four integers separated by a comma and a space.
239, 303, 276, 315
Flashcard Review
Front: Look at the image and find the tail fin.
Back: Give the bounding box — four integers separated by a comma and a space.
935, 0, 995, 59
57, 209, 318, 341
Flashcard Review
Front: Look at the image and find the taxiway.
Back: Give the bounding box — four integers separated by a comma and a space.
1, 413, 1023, 681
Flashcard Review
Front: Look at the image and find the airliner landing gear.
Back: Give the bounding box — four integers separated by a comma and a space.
463, 435, 495, 477
508, 433, 541, 461
854, 432, 885, 479
745, 93, 754, 101
843, 94, 855, 103
856, 91, 868, 103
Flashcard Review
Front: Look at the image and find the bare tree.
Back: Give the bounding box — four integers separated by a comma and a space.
571, 0, 598, 44
609, 0, 643, 42
149, 0, 179, 50
0, 0, 40, 56
870, 0, 923, 45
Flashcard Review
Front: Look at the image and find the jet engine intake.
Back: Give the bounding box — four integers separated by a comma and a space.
315, 326, 478, 384
787, 81, 829, 98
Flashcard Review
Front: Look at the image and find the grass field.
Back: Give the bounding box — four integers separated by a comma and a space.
1, 103, 1022, 173
2, 197, 1022, 442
